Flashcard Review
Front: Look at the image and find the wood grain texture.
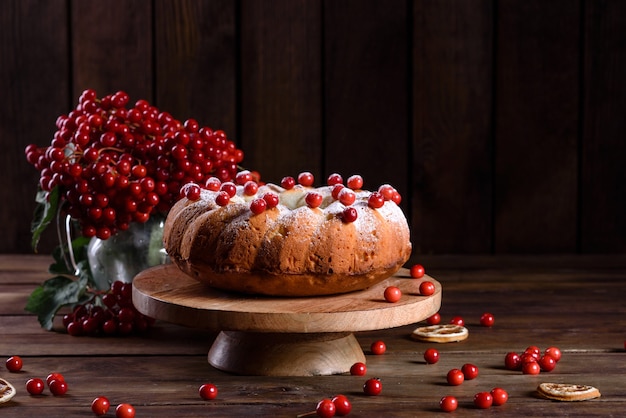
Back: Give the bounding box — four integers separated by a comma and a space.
71, 0, 153, 101
2, 1, 626, 255
239, 0, 323, 182
0, 255, 625, 416
324, 0, 409, 204
154, 0, 237, 136
412, 0, 494, 254
581, 0, 626, 253
0, 0, 69, 254
132, 265, 441, 333
494, 0, 580, 253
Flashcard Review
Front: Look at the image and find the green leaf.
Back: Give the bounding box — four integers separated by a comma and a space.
24, 273, 89, 331
30, 186, 60, 252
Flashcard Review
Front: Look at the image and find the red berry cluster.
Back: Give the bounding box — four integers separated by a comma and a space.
62, 281, 154, 337
24, 89, 245, 240
314, 394, 352, 417
504, 345, 562, 375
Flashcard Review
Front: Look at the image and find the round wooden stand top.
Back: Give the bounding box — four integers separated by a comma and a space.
132, 264, 442, 334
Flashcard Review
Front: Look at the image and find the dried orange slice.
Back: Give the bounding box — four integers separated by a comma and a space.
0, 378, 16, 404
411, 324, 469, 343
536, 383, 601, 401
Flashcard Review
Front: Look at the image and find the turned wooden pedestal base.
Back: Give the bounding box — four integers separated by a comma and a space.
132, 265, 441, 376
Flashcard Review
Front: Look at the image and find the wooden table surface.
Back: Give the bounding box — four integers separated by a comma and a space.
0, 254, 625, 417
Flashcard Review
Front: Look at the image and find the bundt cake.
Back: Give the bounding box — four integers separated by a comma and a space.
163, 172, 412, 296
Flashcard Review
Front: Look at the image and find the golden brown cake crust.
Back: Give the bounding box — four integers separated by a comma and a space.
164, 181, 412, 296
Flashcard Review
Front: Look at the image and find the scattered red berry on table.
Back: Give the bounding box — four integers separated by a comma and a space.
426, 312, 441, 325
46, 372, 65, 386
371, 340, 386, 355
91, 396, 111, 416
490, 387, 509, 406
49, 379, 68, 396
539, 354, 557, 372
363, 378, 382, 396
384, 286, 402, 303
473, 391, 493, 409
26, 378, 45, 395
480, 312, 495, 327
419, 281, 435, 296
5, 355, 23, 372
115, 403, 136, 418
504, 352, 521, 370
545, 346, 562, 362
350, 362, 367, 376
410, 264, 425, 278
331, 394, 352, 416
439, 396, 458, 412
449, 316, 464, 326
315, 398, 335, 418
199, 383, 218, 400
424, 348, 440, 364
446, 368, 465, 386
522, 361, 541, 375
462, 363, 479, 380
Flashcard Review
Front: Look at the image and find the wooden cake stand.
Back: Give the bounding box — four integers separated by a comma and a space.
132, 265, 441, 376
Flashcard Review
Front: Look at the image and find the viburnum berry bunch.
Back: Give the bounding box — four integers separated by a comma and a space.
25, 89, 246, 245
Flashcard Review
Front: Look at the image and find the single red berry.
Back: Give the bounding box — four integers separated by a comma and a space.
410, 264, 425, 278
91, 396, 111, 416
305, 192, 323, 208
215, 191, 231, 206
539, 354, 557, 372
524, 345, 541, 357
341, 207, 358, 223
199, 383, 218, 400
363, 378, 382, 396
504, 352, 521, 370
220, 181, 237, 197
462, 363, 479, 380
367, 192, 385, 208
315, 398, 335, 418
26, 378, 45, 395
338, 188, 356, 206
281, 176, 296, 189
449, 316, 464, 326
474, 391, 493, 409
419, 281, 435, 296
378, 184, 395, 200
331, 394, 351, 416
424, 348, 440, 364
243, 180, 259, 196
490, 387, 509, 406
371, 340, 386, 355
115, 403, 136, 418
480, 312, 495, 327
446, 368, 464, 386
522, 361, 541, 375
49, 379, 68, 396
544, 346, 562, 362
350, 362, 367, 376
426, 312, 441, 325
521, 352, 539, 364
235, 170, 253, 185
439, 396, 458, 412
298, 171, 314, 187
46, 372, 65, 386
383, 286, 402, 303
327, 173, 343, 186
262, 192, 279, 209
346, 174, 363, 190
205, 177, 221, 191
5, 355, 23, 372
250, 198, 267, 214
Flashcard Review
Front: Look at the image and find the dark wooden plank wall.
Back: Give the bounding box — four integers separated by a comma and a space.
1, 0, 625, 255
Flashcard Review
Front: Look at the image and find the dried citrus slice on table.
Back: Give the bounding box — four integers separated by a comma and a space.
0, 378, 16, 404
411, 324, 469, 343
536, 383, 601, 401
